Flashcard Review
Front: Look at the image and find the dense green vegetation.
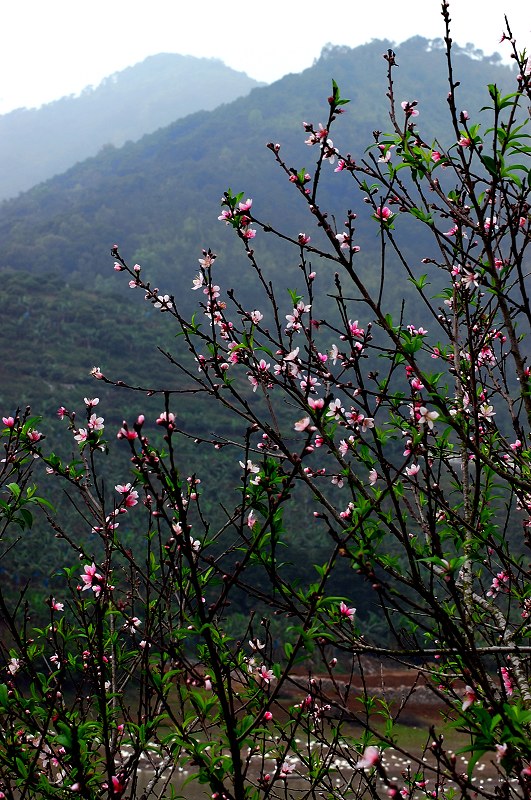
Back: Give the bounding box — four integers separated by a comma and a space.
0, 38, 515, 409
0, 37, 518, 626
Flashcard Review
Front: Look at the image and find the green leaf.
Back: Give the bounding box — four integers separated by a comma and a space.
409, 207, 434, 224
481, 155, 497, 177
0, 683, 9, 709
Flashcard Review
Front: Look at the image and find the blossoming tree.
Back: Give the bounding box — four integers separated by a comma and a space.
1, 4, 531, 799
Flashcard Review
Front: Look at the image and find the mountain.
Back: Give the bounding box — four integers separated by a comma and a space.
0, 37, 515, 419
0, 36, 516, 611
0, 54, 263, 201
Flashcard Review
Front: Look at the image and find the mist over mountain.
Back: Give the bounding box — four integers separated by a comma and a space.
0, 54, 263, 200
0, 37, 515, 416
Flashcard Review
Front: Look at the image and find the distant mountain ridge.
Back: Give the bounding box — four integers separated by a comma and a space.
0, 54, 263, 200
0, 38, 515, 284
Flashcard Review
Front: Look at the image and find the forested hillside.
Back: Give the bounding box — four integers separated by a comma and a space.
0, 32, 522, 631
0, 36, 514, 422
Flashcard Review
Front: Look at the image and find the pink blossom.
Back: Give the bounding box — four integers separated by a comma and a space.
7, 657, 21, 674
124, 491, 139, 507
117, 427, 138, 440
375, 206, 393, 221
401, 100, 419, 117
51, 598, 64, 612
360, 416, 374, 432
2, 416, 15, 427
74, 428, 88, 443
258, 664, 275, 684
501, 667, 514, 696
250, 309, 263, 324
327, 398, 343, 420
123, 617, 141, 633
239, 460, 260, 483
191, 272, 205, 290
110, 775, 126, 796
88, 413, 104, 431
298, 232, 311, 244
369, 468, 378, 485
263, 711, 273, 722
300, 374, 320, 393
242, 228, 256, 239
458, 136, 471, 148
156, 411, 175, 426
461, 269, 479, 289
462, 685, 476, 711
405, 464, 420, 477
479, 403, 495, 420
285, 300, 311, 332
418, 406, 439, 429
280, 762, 294, 778
203, 283, 220, 300
348, 320, 364, 338
431, 150, 442, 163
335, 232, 350, 249
356, 745, 380, 769
91, 366, 104, 379
495, 743, 508, 762
378, 144, 395, 163
238, 198, 253, 212
294, 416, 311, 432
339, 601, 356, 621
153, 294, 172, 311
80, 563, 103, 597
308, 399, 324, 417
329, 344, 340, 364
247, 509, 257, 529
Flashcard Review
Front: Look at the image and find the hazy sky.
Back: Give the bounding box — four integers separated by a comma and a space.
0, 0, 528, 114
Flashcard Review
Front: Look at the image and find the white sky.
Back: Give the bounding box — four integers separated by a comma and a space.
0, 0, 528, 114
